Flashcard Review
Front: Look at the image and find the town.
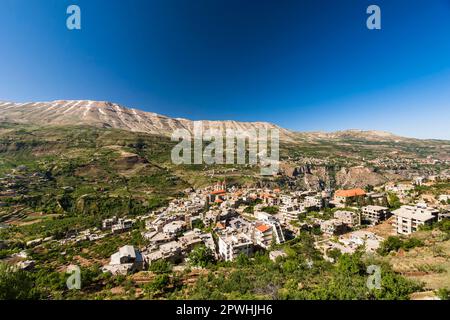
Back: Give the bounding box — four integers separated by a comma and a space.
7, 172, 447, 281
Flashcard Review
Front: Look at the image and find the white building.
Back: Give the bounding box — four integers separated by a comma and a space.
254, 211, 285, 244
280, 204, 305, 223
253, 223, 273, 249
392, 203, 438, 235
218, 232, 253, 261
111, 218, 133, 234
162, 220, 186, 235
103, 245, 145, 275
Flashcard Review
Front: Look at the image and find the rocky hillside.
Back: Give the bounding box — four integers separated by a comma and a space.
0, 100, 292, 139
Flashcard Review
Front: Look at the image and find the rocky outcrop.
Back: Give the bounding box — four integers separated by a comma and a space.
335, 166, 387, 188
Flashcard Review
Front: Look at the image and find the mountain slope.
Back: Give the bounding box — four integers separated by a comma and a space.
0, 100, 292, 138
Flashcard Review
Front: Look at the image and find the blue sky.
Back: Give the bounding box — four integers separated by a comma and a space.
1, 0, 450, 139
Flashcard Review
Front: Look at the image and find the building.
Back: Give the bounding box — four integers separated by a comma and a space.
218, 232, 253, 261
254, 211, 285, 244
111, 218, 133, 234
303, 196, 323, 209
102, 245, 145, 275
334, 189, 366, 205
334, 210, 361, 227
280, 204, 305, 223
162, 220, 186, 235
392, 203, 439, 235
102, 217, 117, 230
253, 223, 273, 249
361, 205, 391, 224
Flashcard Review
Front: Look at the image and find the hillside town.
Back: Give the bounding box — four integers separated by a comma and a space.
9, 171, 448, 278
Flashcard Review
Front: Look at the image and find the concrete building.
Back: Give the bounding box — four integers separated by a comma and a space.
103, 245, 145, 275
392, 203, 439, 235
253, 223, 273, 249
334, 210, 361, 227
217, 232, 253, 261
111, 218, 133, 234
162, 220, 186, 235
361, 205, 391, 224
280, 204, 305, 223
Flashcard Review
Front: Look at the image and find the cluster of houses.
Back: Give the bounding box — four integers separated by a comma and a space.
99, 176, 450, 274
5, 172, 448, 275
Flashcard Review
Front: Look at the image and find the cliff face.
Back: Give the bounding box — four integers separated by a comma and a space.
335, 166, 388, 188
279, 164, 395, 190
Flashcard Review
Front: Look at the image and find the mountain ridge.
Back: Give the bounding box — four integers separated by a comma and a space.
0, 100, 438, 142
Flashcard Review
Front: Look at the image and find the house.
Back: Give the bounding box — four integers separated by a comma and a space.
361, 205, 391, 224
217, 232, 253, 261
253, 223, 273, 249
178, 231, 204, 251
334, 189, 366, 205
102, 217, 117, 230
392, 203, 439, 235
102, 245, 145, 275
303, 196, 323, 209
111, 218, 133, 234
162, 220, 186, 235
334, 210, 361, 227
144, 241, 183, 265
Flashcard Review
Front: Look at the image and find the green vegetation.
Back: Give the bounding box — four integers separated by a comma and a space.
188, 245, 214, 268
261, 206, 279, 215
179, 234, 421, 300
377, 236, 424, 256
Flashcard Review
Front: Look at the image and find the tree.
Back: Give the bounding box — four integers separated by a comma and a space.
149, 260, 172, 274
144, 274, 170, 296
0, 263, 39, 300
377, 236, 403, 255
387, 192, 401, 210
188, 245, 214, 268
261, 206, 279, 215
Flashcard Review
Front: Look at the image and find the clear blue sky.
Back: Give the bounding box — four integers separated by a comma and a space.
1, 0, 450, 139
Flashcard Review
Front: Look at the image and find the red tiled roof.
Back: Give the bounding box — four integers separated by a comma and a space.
256, 224, 271, 233
211, 190, 226, 195
216, 222, 225, 229
335, 188, 366, 198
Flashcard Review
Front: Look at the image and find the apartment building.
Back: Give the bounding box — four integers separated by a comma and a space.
280, 204, 305, 223
253, 223, 273, 249
218, 232, 253, 261
254, 211, 285, 244
334, 210, 361, 227
392, 203, 438, 235
361, 205, 391, 224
